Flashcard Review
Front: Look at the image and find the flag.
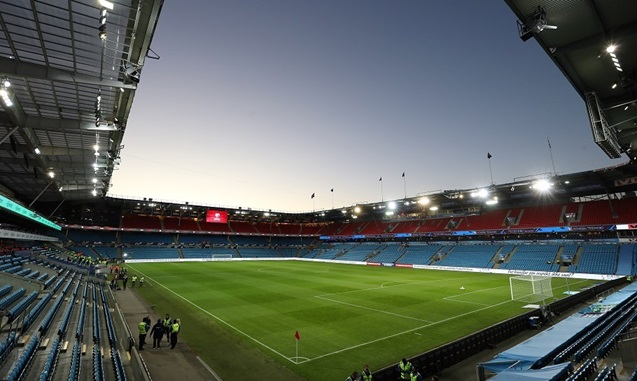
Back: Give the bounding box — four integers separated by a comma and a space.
401, 172, 405, 178
547, 138, 552, 149
310, 193, 315, 199
295, 331, 300, 340
330, 188, 333, 192
379, 177, 382, 181
487, 152, 492, 159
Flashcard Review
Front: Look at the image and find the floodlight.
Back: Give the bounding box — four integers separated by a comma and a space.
387, 201, 397, 210
429, 206, 439, 211
2, 79, 9, 88
98, 0, 114, 10
34, 147, 41, 155
124, 64, 141, 83
472, 188, 489, 199
606, 45, 616, 53
385, 211, 394, 216
91, 189, 97, 196
92, 178, 98, 184
47, 171, 55, 178
518, 6, 557, 42
612, 83, 618, 89
94, 144, 99, 151
533, 179, 551, 192
486, 199, 498, 205
418, 197, 430, 205
353, 206, 361, 214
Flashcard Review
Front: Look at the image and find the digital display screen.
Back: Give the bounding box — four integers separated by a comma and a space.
205, 210, 228, 223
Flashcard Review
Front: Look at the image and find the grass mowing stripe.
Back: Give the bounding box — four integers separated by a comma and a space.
301, 298, 514, 363
127, 261, 600, 381
314, 295, 434, 323
318, 276, 468, 297
128, 264, 298, 364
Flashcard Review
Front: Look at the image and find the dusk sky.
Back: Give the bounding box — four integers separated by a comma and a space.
110, 1, 619, 212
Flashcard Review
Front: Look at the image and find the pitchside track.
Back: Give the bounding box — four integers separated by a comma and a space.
127, 261, 596, 381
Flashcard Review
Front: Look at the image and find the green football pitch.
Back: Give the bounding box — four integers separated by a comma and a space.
127, 261, 595, 381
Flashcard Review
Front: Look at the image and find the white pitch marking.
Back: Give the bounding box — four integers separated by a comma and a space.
127, 265, 298, 364
317, 277, 467, 298
297, 298, 515, 364
315, 295, 433, 323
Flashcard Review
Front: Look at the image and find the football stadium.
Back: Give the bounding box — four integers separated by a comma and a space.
1, 1, 637, 381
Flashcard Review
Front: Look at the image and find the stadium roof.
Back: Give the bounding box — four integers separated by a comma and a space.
505, 0, 637, 160
0, 0, 163, 204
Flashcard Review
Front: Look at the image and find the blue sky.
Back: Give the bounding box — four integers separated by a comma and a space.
110, 1, 618, 212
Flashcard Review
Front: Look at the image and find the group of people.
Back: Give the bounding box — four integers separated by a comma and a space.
397, 358, 438, 381
109, 267, 146, 291
346, 359, 439, 381
138, 313, 181, 350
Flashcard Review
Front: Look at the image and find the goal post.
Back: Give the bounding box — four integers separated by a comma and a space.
509, 275, 553, 303
211, 254, 233, 260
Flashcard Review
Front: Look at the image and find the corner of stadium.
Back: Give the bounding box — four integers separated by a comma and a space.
1, 1, 637, 381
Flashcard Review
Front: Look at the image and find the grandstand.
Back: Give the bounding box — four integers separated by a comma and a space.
0, 0, 637, 381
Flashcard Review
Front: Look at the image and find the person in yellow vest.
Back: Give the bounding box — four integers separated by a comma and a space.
139, 276, 145, 287
131, 275, 137, 287
138, 317, 150, 350
360, 364, 372, 381
398, 358, 412, 380
170, 318, 180, 349
163, 314, 172, 340
409, 366, 422, 381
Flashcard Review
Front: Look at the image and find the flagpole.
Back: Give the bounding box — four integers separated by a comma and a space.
487, 154, 494, 185
331, 189, 334, 210
548, 137, 556, 176
379, 177, 384, 202
402, 172, 407, 199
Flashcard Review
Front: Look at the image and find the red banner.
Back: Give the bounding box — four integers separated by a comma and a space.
206, 210, 228, 223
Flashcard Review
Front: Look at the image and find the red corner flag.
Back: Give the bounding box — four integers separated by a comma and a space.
295, 331, 300, 340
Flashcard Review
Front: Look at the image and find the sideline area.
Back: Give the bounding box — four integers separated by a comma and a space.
114, 287, 217, 381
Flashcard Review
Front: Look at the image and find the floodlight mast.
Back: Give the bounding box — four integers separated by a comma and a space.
517, 6, 557, 42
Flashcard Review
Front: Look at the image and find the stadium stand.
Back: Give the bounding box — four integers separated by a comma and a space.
436, 245, 498, 268
121, 214, 161, 229
502, 245, 560, 272
163, 216, 200, 231
570, 245, 619, 275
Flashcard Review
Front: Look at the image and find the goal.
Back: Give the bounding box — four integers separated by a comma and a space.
509, 275, 553, 303
211, 254, 233, 260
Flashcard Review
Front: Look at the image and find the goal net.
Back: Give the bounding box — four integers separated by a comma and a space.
509, 275, 553, 303
212, 254, 233, 260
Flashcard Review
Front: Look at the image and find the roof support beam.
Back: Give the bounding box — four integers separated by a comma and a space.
555, 20, 637, 56
0, 56, 137, 90
0, 126, 19, 145
0, 143, 95, 156
25, 115, 118, 132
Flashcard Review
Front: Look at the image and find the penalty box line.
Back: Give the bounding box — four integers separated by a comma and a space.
316, 276, 468, 298
299, 298, 515, 364
314, 295, 434, 323
127, 265, 299, 365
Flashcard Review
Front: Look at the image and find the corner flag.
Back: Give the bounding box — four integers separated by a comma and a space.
295, 330, 300, 340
